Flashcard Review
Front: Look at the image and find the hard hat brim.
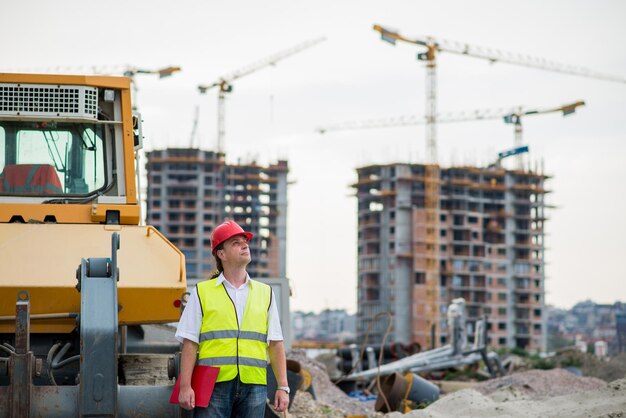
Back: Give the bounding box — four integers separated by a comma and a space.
212, 231, 253, 254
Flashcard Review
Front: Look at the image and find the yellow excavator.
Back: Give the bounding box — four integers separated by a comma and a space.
0, 73, 186, 417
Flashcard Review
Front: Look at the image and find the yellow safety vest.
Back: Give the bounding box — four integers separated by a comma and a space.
196, 277, 271, 384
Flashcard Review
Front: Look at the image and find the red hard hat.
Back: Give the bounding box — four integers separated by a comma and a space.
211, 220, 253, 254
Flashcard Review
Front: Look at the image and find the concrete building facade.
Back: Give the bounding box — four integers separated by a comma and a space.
353, 163, 548, 351
145, 148, 288, 286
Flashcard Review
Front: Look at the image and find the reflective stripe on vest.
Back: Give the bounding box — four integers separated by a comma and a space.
196, 278, 271, 384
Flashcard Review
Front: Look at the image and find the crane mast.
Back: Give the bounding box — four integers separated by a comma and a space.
424, 42, 438, 163
199, 37, 325, 153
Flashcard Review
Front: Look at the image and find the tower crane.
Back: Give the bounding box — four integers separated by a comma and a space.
123, 66, 181, 111
373, 24, 625, 163
370, 26, 624, 348
502, 101, 585, 167
317, 100, 586, 168
198, 37, 325, 153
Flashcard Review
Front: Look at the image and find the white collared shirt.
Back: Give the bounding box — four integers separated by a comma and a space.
175, 272, 284, 344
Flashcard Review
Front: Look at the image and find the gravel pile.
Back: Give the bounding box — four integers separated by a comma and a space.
287, 349, 380, 417
472, 368, 607, 400
384, 378, 626, 418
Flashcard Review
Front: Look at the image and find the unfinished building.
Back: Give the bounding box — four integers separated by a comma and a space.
145, 148, 288, 286
353, 163, 548, 351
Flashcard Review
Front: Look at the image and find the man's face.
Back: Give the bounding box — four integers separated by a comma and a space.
219, 234, 251, 266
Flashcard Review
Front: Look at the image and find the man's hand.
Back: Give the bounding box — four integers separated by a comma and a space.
178, 386, 195, 410
274, 389, 289, 413
268, 340, 290, 412
179, 339, 199, 411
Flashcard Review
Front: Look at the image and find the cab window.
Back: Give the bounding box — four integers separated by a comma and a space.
0, 121, 106, 196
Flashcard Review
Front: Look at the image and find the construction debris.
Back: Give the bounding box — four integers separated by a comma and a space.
346, 299, 503, 382
287, 350, 380, 417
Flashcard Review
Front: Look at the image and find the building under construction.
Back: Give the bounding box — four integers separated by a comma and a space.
353, 163, 548, 351
145, 148, 288, 285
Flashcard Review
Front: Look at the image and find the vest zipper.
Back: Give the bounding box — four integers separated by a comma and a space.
223, 284, 240, 378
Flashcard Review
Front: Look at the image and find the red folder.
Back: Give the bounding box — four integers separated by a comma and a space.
169, 365, 220, 408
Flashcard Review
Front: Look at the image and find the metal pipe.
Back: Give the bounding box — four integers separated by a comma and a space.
0, 313, 78, 322
347, 345, 454, 380
120, 326, 127, 354
11, 291, 32, 417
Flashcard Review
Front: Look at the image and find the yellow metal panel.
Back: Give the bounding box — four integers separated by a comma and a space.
119, 87, 137, 204
0, 73, 130, 90
0, 224, 186, 333
0, 204, 93, 223
0, 204, 140, 224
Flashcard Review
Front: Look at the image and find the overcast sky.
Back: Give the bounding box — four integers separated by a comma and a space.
3, 0, 625, 313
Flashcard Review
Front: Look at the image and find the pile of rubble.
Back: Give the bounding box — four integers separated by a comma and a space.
287, 349, 381, 418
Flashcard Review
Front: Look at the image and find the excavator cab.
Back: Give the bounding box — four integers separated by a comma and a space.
0, 75, 141, 224
0, 74, 185, 417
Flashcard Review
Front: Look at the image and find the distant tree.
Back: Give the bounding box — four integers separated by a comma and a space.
547, 334, 574, 352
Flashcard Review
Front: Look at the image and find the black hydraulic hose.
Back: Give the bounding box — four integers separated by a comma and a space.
0, 344, 15, 355
47, 342, 62, 385
47, 342, 80, 385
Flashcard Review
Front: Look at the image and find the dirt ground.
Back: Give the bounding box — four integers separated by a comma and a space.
286, 350, 626, 418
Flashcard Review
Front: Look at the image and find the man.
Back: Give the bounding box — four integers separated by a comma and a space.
175, 220, 290, 417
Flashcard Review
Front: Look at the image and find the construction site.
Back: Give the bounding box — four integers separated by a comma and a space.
1, 1, 626, 417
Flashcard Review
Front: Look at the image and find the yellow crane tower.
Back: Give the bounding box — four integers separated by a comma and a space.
198, 37, 325, 153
